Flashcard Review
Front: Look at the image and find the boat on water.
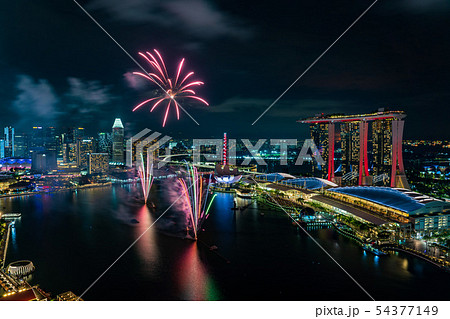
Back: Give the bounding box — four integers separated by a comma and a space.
363, 243, 388, 256
236, 191, 256, 199
1, 212, 21, 220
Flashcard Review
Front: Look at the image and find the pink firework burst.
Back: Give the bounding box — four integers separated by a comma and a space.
132, 49, 209, 127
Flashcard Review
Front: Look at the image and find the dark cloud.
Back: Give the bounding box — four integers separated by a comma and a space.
209, 97, 358, 117
12, 75, 60, 128
87, 0, 252, 39
9, 74, 118, 133
67, 77, 115, 106
1, 1, 450, 140
61, 77, 118, 131
398, 0, 450, 13
164, 0, 252, 39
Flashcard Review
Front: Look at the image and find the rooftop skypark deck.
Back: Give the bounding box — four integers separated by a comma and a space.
298, 110, 406, 124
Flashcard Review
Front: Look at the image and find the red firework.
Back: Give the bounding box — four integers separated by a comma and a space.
132, 49, 209, 127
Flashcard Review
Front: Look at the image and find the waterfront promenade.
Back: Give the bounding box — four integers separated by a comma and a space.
0, 222, 11, 269
381, 244, 450, 270
0, 181, 116, 200
248, 185, 450, 272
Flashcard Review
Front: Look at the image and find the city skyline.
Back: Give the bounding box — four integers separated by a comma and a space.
1, 0, 450, 307
0, 1, 450, 139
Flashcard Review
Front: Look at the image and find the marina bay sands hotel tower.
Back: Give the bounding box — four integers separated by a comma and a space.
299, 109, 409, 189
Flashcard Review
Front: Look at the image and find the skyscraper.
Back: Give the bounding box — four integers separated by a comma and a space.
0, 139, 5, 159
4, 126, 14, 157
63, 143, 78, 164
61, 127, 74, 144
31, 150, 57, 172
77, 139, 94, 169
30, 126, 45, 150
309, 122, 329, 178
340, 122, 360, 176
372, 118, 393, 185
14, 132, 28, 158
88, 153, 109, 174
310, 123, 329, 160
112, 118, 124, 164
300, 110, 408, 188
97, 132, 112, 157
125, 129, 162, 168
73, 127, 85, 142
55, 134, 63, 159
44, 127, 57, 152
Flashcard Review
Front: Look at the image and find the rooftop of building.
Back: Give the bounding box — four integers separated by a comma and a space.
0, 157, 32, 164
264, 183, 315, 195
281, 177, 338, 190
311, 194, 389, 225
9, 180, 33, 189
255, 173, 296, 182
112, 118, 124, 129
57, 291, 83, 301
0, 288, 40, 301
298, 110, 406, 123
328, 186, 445, 214
256, 173, 338, 190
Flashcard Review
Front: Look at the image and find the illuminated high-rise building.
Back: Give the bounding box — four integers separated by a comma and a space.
112, 118, 124, 164
309, 122, 329, 178
340, 122, 360, 176
299, 110, 409, 189
44, 127, 57, 152
31, 150, 57, 172
0, 139, 5, 159
73, 127, 85, 142
97, 132, 112, 158
3, 126, 14, 157
55, 134, 63, 159
310, 123, 329, 161
63, 143, 77, 164
372, 118, 393, 185
77, 139, 94, 169
88, 153, 109, 174
61, 127, 74, 144
125, 129, 165, 167
30, 126, 45, 150
14, 132, 28, 158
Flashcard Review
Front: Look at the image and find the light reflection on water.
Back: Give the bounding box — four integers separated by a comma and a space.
1, 184, 450, 300
11, 223, 17, 250
133, 205, 160, 269
173, 243, 219, 300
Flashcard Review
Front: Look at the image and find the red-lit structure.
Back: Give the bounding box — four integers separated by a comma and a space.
222, 133, 228, 166
327, 123, 335, 182
299, 110, 409, 189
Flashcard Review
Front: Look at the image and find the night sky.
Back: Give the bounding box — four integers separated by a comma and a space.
1, 0, 449, 140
